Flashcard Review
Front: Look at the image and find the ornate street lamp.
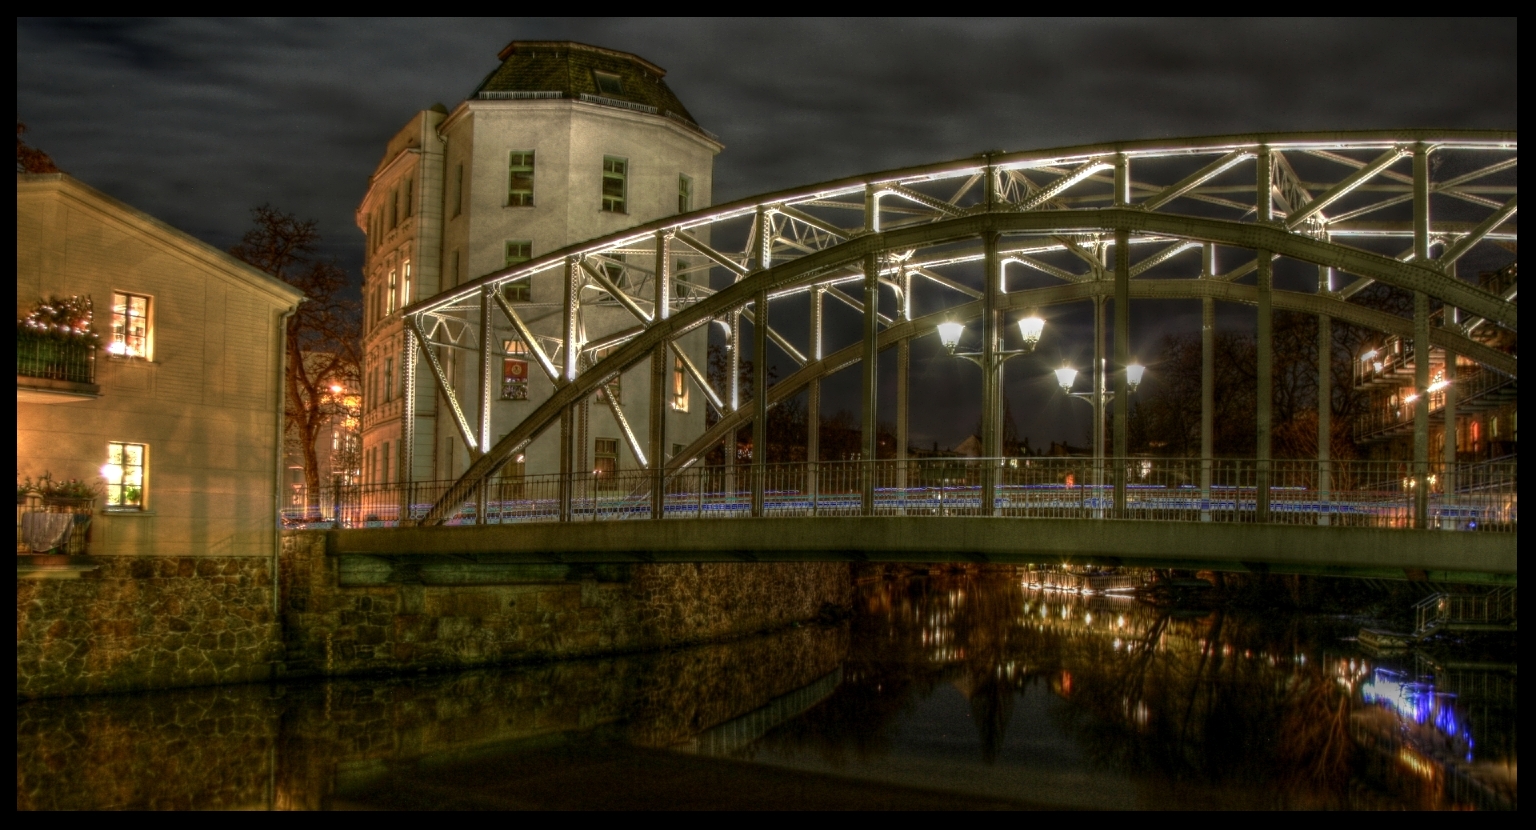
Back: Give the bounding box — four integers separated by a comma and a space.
1054, 365, 1079, 393
935, 312, 1046, 365
1054, 362, 1148, 401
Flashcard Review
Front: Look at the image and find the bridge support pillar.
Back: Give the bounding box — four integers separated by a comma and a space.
1112, 229, 1130, 518
861, 252, 880, 516
1414, 291, 1431, 528
981, 233, 1002, 517
1093, 295, 1106, 519
1317, 307, 1332, 527
726, 309, 741, 509
1442, 345, 1457, 528
650, 230, 672, 521
559, 405, 573, 522
808, 287, 823, 514
896, 337, 909, 515
1257, 249, 1273, 523
1412, 143, 1432, 530
752, 289, 769, 517
1200, 294, 1214, 521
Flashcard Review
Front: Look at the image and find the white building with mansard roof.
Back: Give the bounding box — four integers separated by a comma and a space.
357, 40, 720, 487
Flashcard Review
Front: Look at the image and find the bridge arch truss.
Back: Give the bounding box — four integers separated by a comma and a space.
400, 130, 1517, 526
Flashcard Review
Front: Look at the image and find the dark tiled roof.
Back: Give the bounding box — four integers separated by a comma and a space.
474, 41, 703, 130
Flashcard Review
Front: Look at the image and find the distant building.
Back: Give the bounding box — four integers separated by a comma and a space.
1351, 264, 1518, 462
281, 351, 361, 517
356, 41, 721, 485
17, 173, 304, 555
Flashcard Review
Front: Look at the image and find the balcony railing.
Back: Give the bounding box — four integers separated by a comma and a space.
286, 457, 1517, 533
17, 335, 96, 385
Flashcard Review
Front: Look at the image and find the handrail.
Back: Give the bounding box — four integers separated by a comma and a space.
289, 457, 1516, 533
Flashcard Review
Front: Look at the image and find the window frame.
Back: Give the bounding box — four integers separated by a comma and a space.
601, 156, 628, 214
104, 441, 148, 511
108, 291, 152, 360
593, 437, 619, 488
671, 355, 689, 412
507, 150, 535, 207
592, 70, 624, 96
678, 174, 693, 214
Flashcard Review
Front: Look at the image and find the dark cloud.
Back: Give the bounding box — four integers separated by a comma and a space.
17, 17, 1517, 446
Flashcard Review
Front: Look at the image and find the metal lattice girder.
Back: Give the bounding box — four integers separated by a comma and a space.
412, 131, 1516, 526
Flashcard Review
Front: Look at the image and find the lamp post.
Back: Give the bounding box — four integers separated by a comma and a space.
936, 311, 1046, 514
1053, 360, 1145, 518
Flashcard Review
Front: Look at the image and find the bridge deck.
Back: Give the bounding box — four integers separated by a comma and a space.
328, 516, 1517, 584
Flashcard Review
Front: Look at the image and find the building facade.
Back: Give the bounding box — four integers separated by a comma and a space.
358, 41, 721, 487
17, 173, 304, 556
1351, 264, 1518, 462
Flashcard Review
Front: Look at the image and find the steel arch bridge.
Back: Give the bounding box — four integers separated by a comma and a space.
392, 130, 1516, 550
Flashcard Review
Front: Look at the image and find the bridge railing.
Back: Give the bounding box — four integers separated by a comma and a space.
289, 458, 1516, 531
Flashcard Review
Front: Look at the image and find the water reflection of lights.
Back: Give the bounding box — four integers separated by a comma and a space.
1361, 668, 1475, 762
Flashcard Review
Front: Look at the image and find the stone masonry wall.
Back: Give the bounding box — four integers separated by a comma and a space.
16, 557, 279, 698
279, 530, 852, 677
17, 533, 851, 698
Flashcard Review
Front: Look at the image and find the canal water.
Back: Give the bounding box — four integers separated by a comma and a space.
16, 571, 1517, 810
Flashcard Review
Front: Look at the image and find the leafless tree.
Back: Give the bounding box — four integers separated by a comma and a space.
230, 206, 361, 513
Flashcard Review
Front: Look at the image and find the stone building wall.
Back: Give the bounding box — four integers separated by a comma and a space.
16, 532, 852, 698
16, 556, 280, 698
279, 530, 851, 677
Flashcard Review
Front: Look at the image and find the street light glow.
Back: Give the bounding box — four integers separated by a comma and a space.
1127, 363, 1146, 391
1055, 366, 1079, 392
937, 321, 964, 354
1016, 314, 1045, 350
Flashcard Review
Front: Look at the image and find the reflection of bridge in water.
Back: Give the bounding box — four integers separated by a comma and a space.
334, 131, 1517, 583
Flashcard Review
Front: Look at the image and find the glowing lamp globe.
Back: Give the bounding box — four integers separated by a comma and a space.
937, 321, 965, 354
1016, 314, 1046, 350
1126, 362, 1146, 391
1054, 366, 1079, 393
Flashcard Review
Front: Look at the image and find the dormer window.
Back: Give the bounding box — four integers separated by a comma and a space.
593, 70, 624, 96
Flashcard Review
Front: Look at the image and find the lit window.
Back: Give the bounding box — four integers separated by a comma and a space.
602, 156, 627, 213
387, 269, 398, 315
593, 71, 624, 96
678, 174, 692, 214
675, 353, 694, 411
502, 358, 529, 400
401, 260, 412, 308
108, 292, 150, 359
508, 151, 535, 206
502, 338, 530, 400
594, 438, 619, 488
103, 441, 147, 510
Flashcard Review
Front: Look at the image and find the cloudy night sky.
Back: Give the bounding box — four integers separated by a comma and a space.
17, 18, 1518, 448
